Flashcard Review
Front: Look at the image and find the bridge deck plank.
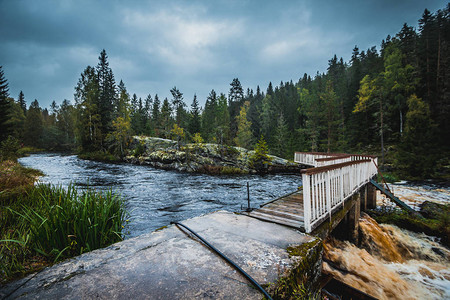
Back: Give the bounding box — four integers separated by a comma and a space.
248, 191, 305, 231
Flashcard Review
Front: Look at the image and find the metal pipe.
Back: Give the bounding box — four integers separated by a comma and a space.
247, 182, 250, 211
171, 221, 272, 300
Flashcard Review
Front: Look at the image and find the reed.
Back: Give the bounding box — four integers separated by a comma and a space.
18, 184, 127, 258
1, 182, 128, 283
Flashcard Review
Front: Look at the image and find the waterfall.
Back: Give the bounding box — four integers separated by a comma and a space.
323, 213, 450, 300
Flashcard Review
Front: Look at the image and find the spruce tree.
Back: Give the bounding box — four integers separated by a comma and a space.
188, 94, 201, 135
144, 94, 153, 135
152, 94, 161, 135
24, 100, 43, 147
202, 89, 217, 141
228, 78, 244, 141
18, 91, 26, 114
0, 66, 11, 142
96, 49, 116, 145
216, 93, 230, 145
74, 66, 102, 151
170, 86, 186, 126
233, 101, 253, 149
160, 98, 172, 136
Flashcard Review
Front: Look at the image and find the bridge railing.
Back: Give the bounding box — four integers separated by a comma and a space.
294, 152, 347, 167
301, 158, 377, 233
315, 155, 352, 167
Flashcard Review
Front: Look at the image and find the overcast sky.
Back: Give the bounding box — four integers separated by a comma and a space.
0, 0, 447, 109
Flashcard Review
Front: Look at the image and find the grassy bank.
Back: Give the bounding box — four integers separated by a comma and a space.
0, 161, 128, 284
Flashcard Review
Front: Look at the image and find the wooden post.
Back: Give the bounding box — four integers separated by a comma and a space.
347, 193, 361, 244
367, 180, 377, 209
303, 174, 312, 233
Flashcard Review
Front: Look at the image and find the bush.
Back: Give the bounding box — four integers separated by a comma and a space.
133, 141, 146, 158
0, 136, 20, 161
249, 136, 271, 171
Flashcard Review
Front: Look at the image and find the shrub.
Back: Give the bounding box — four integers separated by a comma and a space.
133, 140, 146, 158
0, 136, 20, 161
249, 136, 271, 170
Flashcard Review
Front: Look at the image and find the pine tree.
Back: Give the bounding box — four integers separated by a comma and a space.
7, 98, 26, 141
170, 86, 186, 126
57, 99, 76, 148
320, 81, 340, 152
396, 94, 436, 178
117, 81, 130, 119
274, 112, 289, 158
228, 78, 244, 104
24, 100, 44, 147
233, 101, 253, 149
144, 94, 153, 135
160, 97, 172, 137
0, 66, 11, 142
249, 135, 271, 171
215, 93, 230, 145
74, 66, 102, 151
152, 94, 161, 136
354, 74, 386, 164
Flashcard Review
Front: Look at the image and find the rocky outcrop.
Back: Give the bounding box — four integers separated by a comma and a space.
124, 136, 300, 174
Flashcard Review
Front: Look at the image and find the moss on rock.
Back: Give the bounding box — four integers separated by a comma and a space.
267, 238, 323, 300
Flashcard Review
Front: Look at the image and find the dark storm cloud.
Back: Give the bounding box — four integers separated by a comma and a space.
0, 0, 447, 108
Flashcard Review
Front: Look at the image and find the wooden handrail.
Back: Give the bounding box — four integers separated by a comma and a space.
315, 155, 352, 162
294, 151, 348, 156
301, 159, 371, 175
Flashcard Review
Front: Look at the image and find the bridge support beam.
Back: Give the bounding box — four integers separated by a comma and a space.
348, 193, 361, 244
366, 181, 377, 209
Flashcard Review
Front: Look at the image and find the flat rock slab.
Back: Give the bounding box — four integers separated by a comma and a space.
1, 211, 314, 299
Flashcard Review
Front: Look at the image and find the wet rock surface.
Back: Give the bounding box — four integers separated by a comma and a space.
1, 211, 316, 299
125, 136, 301, 174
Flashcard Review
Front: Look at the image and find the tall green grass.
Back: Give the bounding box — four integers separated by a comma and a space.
18, 184, 128, 258
1, 181, 128, 283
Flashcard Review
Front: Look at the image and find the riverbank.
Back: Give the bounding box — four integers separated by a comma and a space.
0, 160, 128, 284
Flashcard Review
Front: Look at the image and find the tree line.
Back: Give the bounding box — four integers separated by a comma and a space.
0, 6, 448, 178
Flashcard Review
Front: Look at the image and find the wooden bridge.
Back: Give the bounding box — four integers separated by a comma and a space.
245, 152, 379, 234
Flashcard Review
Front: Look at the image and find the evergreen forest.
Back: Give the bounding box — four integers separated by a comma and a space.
1, 6, 449, 179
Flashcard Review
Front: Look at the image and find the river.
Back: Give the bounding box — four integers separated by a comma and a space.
18, 153, 450, 299
18, 153, 302, 238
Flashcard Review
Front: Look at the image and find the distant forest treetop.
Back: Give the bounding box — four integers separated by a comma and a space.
0, 5, 448, 180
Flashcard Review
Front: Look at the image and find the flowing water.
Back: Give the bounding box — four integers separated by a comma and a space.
18, 153, 302, 238
18, 153, 450, 298
324, 213, 450, 299
324, 179, 450, 299
379, 181, 450, 210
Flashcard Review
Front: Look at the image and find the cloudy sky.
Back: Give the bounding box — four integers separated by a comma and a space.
0, 0, 447, 109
